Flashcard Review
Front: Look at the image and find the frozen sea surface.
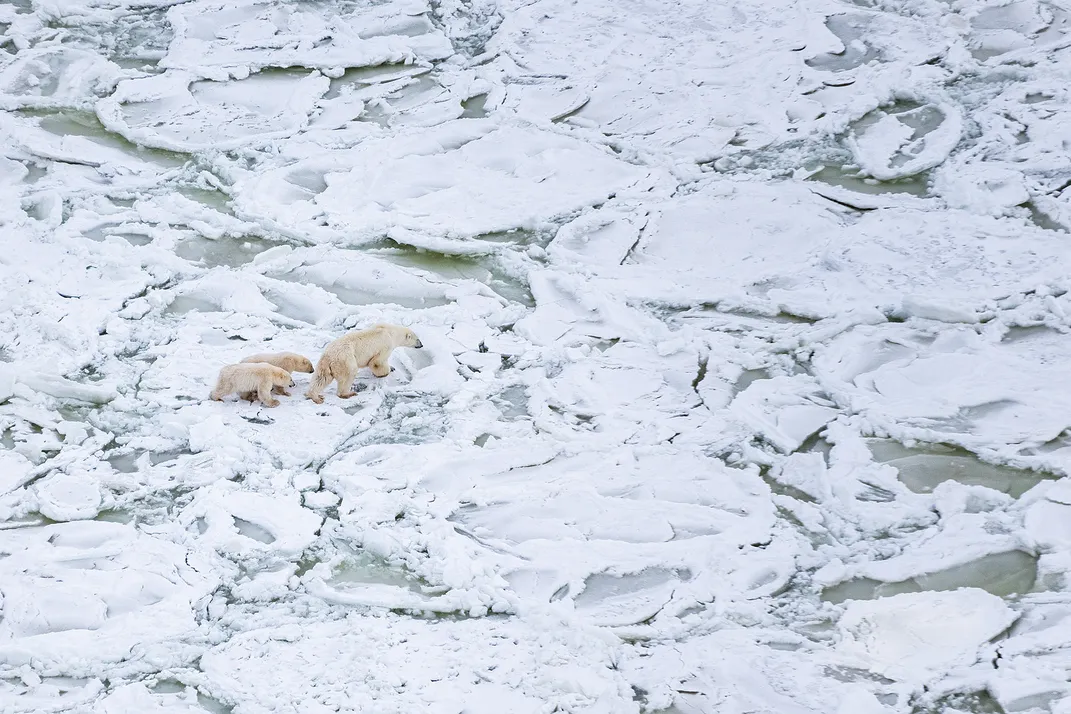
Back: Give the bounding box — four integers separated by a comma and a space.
1, 0, 1070, 711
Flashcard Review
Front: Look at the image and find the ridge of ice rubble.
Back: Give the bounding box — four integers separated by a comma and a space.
1, 0, 1071, 711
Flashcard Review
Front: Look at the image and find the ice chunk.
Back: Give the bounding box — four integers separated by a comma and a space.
1026, 498, 1071, 552
162, 0, 454, 73
35, 471, 102, 521
848, 104, 963, 181
98, 69, 331, 152
0, 46, 120, 109
730, 376, 838, 453
837, 589, 1017, 682
18, 372, 117, 404
813, 324, 1071, 446
180, 488, 323, 557
261, 246, 461, 309
233, 123, 651, 241
573, 569, 681, 627
0, 450, 33, 495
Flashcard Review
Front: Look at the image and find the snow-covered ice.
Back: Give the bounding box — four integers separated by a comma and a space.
2, 0, 1071, 711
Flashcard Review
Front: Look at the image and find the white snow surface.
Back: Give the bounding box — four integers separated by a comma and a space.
1, 0, 1070, 711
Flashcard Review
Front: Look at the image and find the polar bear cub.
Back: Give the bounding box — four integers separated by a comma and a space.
239, 352, 314, 399
210, 363, 295, 407
306, 323, 423, 404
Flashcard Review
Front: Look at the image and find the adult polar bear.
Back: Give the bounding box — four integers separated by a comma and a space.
306, 324, 423, 404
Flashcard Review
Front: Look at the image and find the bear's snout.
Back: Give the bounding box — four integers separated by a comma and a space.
414, 339, 423, 349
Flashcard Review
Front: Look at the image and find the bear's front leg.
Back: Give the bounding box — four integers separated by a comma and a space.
369, 354, 391, 378
257, 382, 281, 407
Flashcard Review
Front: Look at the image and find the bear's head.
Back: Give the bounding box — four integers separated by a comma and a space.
271, 366, 296, 388
374, 323, 424, 349
400, 328, 423, 349
290, 354, 315, 373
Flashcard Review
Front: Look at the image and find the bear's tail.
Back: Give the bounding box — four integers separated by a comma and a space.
305, 362, 333, 401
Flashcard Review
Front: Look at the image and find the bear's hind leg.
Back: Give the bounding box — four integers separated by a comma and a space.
335, 362, 359, 398
305, 362, 333, 404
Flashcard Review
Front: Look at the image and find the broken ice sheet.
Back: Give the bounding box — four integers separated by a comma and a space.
5, 0, 1071, 708
0, 521, 218, 671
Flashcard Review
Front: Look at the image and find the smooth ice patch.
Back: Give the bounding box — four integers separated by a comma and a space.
870, 440, 1053, 498
824, 551, 1039, 603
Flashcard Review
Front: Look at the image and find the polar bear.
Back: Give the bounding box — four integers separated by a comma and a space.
210, 363, 295, 407
241, 351, 315, 374
238, 351, 314, 400
305, 323, 423, 404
